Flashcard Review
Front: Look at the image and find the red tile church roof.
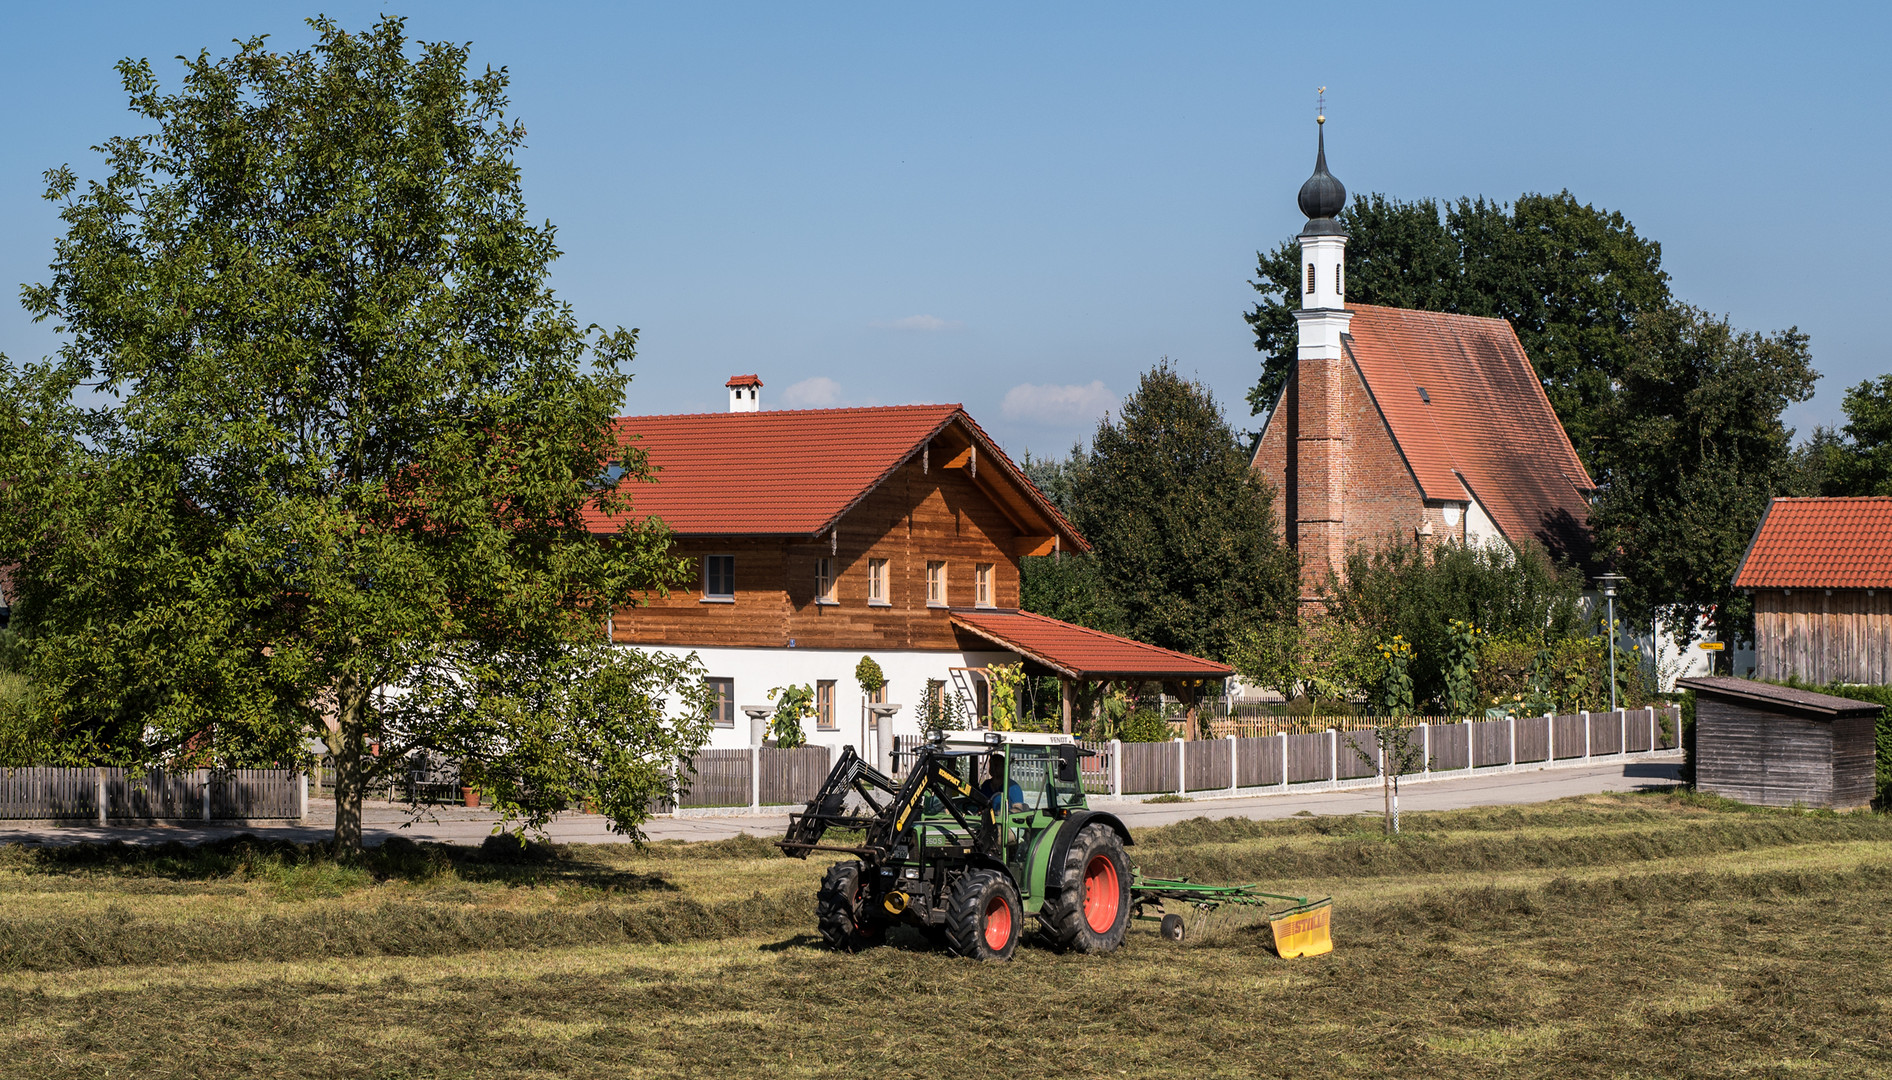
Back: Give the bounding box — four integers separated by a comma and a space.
588, 404, 1085, 548
1733, 497, 1892, 589
951, 609, 1232, 680
1343, 304, 1596, 565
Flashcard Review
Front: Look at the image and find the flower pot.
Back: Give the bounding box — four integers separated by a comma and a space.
461, 786, 480, 809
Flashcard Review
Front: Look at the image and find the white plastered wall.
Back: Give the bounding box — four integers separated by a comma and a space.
634, 644, 1017, 753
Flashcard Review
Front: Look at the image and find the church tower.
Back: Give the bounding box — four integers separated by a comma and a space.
1291, 109, 1351, 588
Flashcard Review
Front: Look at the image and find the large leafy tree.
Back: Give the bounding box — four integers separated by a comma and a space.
1246, 191, 1671, 466
0, 18, 711, 851
1055, 363, 1298, 662
1587, 305, 1817, 641
1811, 375, 1892, 496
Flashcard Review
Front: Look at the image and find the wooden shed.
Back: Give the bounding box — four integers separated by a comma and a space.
1679, 676, 1880, 810
1734, 497, 1892, 684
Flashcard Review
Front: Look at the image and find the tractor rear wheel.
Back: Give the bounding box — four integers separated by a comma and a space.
1042, 822, 1131, 953
816, 860, 884, 952
944, 869, 1022, 961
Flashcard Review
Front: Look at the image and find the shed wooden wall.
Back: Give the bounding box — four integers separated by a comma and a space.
1752, 589, 1892, 685
1695, 698, 1874, 810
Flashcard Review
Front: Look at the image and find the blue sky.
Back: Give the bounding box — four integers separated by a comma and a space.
2, 2, 1886, 460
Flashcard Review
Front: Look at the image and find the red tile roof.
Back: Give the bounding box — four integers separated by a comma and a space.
725, 374, 762, 388
1344, 304, 1597, 565
951, 609, 1232, 680
1733, 497, 1892, 589
590, 404, 1085, 548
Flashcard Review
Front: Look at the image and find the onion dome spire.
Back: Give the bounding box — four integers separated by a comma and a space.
1297, 115, 1347, 233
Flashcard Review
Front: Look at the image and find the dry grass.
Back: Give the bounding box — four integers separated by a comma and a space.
0, 791, 1888, 1078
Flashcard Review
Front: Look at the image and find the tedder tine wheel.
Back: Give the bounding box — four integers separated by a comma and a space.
1160, 913, 1186, 943
945, 869, 1022, 961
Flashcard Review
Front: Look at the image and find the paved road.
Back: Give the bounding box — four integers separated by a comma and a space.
0, 757, 1681, 848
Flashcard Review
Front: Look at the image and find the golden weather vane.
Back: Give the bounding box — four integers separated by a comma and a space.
1316, 86, 1327, 125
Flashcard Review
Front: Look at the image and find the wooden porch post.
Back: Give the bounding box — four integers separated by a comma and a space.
1060, 678, 1076, 734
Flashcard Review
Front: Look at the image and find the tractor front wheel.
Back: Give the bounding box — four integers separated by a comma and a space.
816, 860, 884, 952
945, 869, 1022, 961
1042, 823, 1131, 953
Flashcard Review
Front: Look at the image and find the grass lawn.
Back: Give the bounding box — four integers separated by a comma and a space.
1, 792, 1888, 1078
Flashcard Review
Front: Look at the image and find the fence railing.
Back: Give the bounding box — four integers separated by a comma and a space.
672, 745, 834, 811
0, 767, 306, 822
1079, 705, 1681, 798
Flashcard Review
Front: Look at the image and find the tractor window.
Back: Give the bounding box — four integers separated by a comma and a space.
1007, 748, 1053, 813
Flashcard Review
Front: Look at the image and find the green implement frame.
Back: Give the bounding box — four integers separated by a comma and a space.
1131, 872, 1334, 956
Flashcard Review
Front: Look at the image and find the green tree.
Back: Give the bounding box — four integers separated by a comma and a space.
1588, 305, 1818, 642
1813, 375, 1892, 496
0, 18, 713, 852
1247, 191, 1671, 468
1067, 363, 1298, 660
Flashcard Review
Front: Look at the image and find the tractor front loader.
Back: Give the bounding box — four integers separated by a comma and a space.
779, 731, 1332, 962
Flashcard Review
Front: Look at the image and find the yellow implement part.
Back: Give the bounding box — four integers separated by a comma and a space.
1269, 899, 1334, 959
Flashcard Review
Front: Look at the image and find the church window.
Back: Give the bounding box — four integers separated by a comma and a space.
1305, 263, 1315, 294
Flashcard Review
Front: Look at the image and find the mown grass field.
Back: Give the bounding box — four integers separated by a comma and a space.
1, 792, 1888, 1079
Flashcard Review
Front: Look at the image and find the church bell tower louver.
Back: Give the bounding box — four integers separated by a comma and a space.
1290, 102, 1352, 590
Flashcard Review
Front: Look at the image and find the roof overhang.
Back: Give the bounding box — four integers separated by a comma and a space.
950, 609, 1232, 681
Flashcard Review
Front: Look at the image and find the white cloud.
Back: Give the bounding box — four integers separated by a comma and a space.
781, 376, 844, 409
870, 314, 962, 332
1001, 381, 1118, 426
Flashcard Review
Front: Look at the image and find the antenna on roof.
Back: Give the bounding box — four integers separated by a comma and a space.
1316, 86, 1326, 126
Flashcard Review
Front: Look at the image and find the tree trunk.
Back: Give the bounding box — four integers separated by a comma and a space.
331, 675, 371, 855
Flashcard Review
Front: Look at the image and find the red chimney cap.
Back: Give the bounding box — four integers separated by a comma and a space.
726, 374, 763, 388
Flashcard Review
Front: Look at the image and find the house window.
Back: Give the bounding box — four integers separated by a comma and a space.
867, 557, 889, 605
1336, 263, 1344, 295
926, 561, 946, 606
816, 680, 836, 730
815, 557, 836, 604
976, 563, 993, 607
703, 555, 734, 600
705, 677, 734, 728
1306, 262, 1315, 294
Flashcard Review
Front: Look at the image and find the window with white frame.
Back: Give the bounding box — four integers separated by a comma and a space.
867, 557, 889, 605
926, 560, 946, 606
704, 555, 734, 599
975, 563, 993, 607
815, 557, 836, 603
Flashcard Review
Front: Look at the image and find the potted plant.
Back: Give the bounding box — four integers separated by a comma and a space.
461, 784, 481, 808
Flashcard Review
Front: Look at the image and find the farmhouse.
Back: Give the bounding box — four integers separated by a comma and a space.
1249, 122, 1596, 598
593, 379, 1231, 755
1734, 496, 1892, 684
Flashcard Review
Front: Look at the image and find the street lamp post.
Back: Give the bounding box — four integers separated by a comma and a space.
1595, 574, 1627, 713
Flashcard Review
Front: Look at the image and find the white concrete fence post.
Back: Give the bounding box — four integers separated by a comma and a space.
1421, 722, 1430, 775
1509, 715, 1517, 771
95, 767, 107, 827
1226, 734, 1237, 793
298, 771, 308, 823
1619, 709, 1627, 758
1582, 710, 1591, 759
1175, 737, 1186, 797
1327, 728, 1338, 789
1110, 739, 1122, 798
1462, 717, 1473, 771
199, 768, 211, 822
1278, 731, 1288, 792
1547, 712, 1556, 763
749, 744, 761, 813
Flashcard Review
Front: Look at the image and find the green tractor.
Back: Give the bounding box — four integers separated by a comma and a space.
779, 731, 1132, 960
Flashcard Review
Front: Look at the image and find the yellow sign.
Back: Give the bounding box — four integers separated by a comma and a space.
1269, 901, 1334, 959
1699, 642, 1725, 652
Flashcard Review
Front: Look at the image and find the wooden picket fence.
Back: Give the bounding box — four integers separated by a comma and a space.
672, 745, 834, 810
0, 767, 306, 822
1079, 705, 1681, 797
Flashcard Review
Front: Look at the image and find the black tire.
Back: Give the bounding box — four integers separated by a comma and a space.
1041, 822, 1131, 954
1160, 912, 1186, 942
815, 860, 884, 952
944, 869, 1022, 961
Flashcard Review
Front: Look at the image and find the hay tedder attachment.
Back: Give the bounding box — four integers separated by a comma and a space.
1131, 875, 1334, 957
779, 731, 1334, 962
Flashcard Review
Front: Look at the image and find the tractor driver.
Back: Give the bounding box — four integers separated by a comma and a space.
979, 751, 1024, 812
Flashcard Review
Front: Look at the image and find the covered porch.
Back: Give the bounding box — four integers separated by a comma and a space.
949, 609, 1233, 736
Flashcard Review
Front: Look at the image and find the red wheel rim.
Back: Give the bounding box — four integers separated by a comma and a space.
982, 893, 1013, 951
1082, 854, 1121, 934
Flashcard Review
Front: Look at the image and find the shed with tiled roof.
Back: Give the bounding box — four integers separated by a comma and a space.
1734, 497, 1892, 684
